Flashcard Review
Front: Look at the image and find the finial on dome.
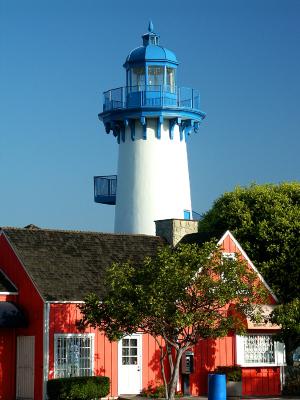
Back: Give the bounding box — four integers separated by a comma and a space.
148, 20, 154, 33
142, 21, 160, 46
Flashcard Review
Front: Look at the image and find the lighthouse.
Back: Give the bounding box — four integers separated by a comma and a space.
95, 23, 206, 235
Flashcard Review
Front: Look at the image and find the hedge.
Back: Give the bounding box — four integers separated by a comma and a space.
47, 376, 110, 400
214, 366, 242, 382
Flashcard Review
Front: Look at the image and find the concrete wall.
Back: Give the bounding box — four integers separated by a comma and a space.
115, 118, 192, 235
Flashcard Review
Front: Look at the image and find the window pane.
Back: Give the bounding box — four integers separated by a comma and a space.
122, 339, 129, 346
166, 67, 175, 92
130, 348, 137, 356
148, 66, 164, 86
131, 67, 145, 87
130, 338, 138, 347
122, 348, 129, 356
122, 356, 130, 365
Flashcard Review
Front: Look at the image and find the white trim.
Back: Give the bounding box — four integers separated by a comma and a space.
43, 303, 50, 400
0, 291, 18, 295
54, 333, 95, 378
48, 301, 85, 304
218, 231, 278, 302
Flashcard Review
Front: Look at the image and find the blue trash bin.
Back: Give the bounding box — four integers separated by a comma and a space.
208, 373, 226, 400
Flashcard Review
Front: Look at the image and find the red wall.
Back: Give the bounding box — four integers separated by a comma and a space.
0, 234, 44, 400
49, 303, 118, 396
49, 303, 163, 396
243, 367, 281, 395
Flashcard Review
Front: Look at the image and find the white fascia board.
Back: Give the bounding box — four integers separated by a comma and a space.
43, 302, 50, 400
47, 300, 85, 304
218, 230, 278, 303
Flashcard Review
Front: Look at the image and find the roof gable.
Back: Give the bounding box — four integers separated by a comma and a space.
217, 230, 278, 302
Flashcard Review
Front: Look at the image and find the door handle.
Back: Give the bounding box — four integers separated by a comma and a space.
137, 366, 141, 371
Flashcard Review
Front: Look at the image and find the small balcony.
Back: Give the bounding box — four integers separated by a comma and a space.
94, 175, 117, 205
102, 85, 201, 112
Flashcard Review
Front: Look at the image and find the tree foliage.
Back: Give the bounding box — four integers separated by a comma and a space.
79, 242, 266, 400
270, 298, 300, 365
198, 182, 300, 362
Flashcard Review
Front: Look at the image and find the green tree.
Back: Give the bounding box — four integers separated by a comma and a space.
198, 182, 300, 363
79, 242, 266, 400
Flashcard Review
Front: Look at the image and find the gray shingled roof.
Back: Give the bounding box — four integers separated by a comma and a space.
1, 227, 166, 302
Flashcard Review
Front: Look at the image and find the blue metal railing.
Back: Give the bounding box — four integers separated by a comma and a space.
192, 211, 202, 221
103, 85, 201, 112
94, 175, 117, 205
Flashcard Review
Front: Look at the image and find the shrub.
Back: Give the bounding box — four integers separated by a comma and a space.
47, 376, 110, 400
214, 366, 242, 382
140, 384, 165, 398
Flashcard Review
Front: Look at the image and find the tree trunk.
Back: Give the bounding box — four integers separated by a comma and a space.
167, 348, 184, 400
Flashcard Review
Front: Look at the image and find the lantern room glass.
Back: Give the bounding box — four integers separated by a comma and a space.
166, 67, 176, 93
148, 66, 164, 88
131, 67, 145, 88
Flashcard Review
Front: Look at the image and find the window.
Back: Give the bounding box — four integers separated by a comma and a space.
236, 334, 285, 366
131, 67, 145, 88
166, 67, 175, 92
148, 66, 164, 87
222, 252, 236, 261
122, 337, 138, 365
54, 334, 94, 378
244, 335, 275, 364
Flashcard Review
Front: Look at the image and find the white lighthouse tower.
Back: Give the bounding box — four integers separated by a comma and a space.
95, 23, 206, 235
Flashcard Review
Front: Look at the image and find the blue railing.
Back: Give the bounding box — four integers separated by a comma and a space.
103, 85, 201, 112
94, 175, 117, 205
192, 211, 202, 221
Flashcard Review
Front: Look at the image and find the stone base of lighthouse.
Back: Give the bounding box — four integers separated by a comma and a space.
114, 118, 192, 235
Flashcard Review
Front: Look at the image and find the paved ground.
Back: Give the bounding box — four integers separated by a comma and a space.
119, 395, 300, 400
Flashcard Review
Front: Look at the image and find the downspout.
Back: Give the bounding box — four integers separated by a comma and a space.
43, 302, 50, 400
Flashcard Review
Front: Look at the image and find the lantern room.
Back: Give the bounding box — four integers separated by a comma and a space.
124, 21, 178, 93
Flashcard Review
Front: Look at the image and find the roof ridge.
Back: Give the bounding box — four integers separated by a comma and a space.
0, 226, 162, 239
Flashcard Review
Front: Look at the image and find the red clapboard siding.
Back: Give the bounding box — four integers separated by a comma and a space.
189, 335, 235, 395
242, 367, 281, 396
0, 234, 44, 400
0, 328, 16, 400
49, 303, 119, 396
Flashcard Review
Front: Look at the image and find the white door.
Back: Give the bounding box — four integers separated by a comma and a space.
16, 336, 35, 400
118, 334, 142, 394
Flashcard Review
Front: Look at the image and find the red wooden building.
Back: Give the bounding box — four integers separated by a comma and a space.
0, 221, 284, 400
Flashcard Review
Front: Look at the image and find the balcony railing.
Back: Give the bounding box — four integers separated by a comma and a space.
102, 85, 201, 112
94, 175, 117, 205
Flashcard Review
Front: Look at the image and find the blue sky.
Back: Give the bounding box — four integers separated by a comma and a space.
1, 0, 299, 232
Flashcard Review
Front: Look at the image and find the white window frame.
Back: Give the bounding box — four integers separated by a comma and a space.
54, 333, 94, 378
236, 334, 285, 367
222, 252, 236, 260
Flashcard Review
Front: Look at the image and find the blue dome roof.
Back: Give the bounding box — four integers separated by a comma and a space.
125, 45, 178, 65
124, 23, 178, 67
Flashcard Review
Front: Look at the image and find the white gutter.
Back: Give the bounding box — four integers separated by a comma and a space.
43, 302, 50, 400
